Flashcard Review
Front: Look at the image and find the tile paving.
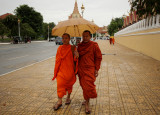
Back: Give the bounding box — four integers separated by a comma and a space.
0, 40, 160, 115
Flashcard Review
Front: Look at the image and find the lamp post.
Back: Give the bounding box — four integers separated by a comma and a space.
81, 4, 85, 18
48, 25, 49, 41
91, 19, 94, 39
18, 19, 21, 41
96, 31, 97, 40
80, 3, 85, 41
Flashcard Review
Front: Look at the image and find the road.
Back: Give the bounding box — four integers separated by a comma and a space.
0, 41, 59, 76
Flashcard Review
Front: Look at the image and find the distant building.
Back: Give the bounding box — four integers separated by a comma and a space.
123, 0, 139, 28
97, 26, 108, 37
69, 0, 82, 19
0, 13, 12, 19
123, 11, 138, 28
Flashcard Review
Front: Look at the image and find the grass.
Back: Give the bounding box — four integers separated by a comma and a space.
0, 38, 12, 42
36, 37, 46, 40
0, 37, 46, 42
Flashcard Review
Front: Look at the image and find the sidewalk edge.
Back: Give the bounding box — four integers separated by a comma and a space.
0, 56, 55, 77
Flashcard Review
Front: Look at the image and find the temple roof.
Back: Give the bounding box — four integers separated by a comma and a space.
0, 13, 12, 19
69, 0, 82, 19
73, 0, 80, 14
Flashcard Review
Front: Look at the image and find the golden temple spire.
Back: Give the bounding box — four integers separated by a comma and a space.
69, 0, 82, 19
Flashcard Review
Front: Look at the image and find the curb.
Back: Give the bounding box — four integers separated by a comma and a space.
0, 56, 55, 77
0, 43, 10, 45
32, 41, 48, 42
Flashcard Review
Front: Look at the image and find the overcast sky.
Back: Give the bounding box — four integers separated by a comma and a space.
0, 0, 131, 27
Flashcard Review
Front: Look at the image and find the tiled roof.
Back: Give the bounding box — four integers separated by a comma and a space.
0, 13, 12, 19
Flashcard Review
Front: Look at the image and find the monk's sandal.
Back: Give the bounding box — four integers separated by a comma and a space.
53, 104, 62, 111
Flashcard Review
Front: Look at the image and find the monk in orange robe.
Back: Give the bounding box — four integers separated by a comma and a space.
112, 37, 115, 45
78, 30, 102, 114
109, 37, 112, 45
52, 33, 78, 111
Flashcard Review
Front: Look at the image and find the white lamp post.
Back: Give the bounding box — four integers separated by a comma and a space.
81, 4, 85, 18
48, 25, 49, 41
18, 19, 21, 41
92, 19, 94, 40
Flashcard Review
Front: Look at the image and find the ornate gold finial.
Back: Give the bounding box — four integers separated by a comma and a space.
81, 4, 85, 10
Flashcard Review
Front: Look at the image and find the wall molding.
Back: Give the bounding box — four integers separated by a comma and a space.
116, 31, 160, 37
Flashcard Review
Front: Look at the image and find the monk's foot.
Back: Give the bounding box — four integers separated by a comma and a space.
65, 98, 71, 105
53, 102, 62, 111
82, 100, 86, 105
85, 103, 91, 114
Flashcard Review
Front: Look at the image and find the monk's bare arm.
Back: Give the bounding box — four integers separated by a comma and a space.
74, 50, 79, 59
94, 43, 102, 76
55, 46, 61, 63
53, 46, 61, 78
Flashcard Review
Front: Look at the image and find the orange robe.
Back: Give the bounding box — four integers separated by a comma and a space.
52, 45, 77, 98
78, 41, 102, 100
112, 38, 115, 44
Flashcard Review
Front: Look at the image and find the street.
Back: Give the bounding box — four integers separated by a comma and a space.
0, 41, 58, 76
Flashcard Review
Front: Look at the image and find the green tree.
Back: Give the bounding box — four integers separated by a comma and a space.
42, 23, 48, 39
0, 19, 2, 23
14, 4, 43, 38
49, 22, 56, 38
131, 0, 160, 19
0, 22, 10, 39
3, 15, 18, 37
107, 18, 123, 36
42, 22, 56, 39
21, 23, 36, 38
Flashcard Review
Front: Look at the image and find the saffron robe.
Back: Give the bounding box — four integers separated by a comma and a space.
52, 45, 77, 98
112, 38, 115, 44
78, 41, 102, 100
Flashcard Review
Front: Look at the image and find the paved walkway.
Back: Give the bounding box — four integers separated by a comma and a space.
0, 40, 160, 115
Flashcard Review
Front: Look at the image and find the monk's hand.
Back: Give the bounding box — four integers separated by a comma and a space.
95, 70, 98, 77
74, 51, 79, 58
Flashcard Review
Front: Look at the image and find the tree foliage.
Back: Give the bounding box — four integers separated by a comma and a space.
49, 22, 56, 37
14, 5, 43, 37
0, 22, 10, 39
42, 23, 48, 39
3, 15, 18, 37
1, 4, 57, 40
107, 18, 123, 36
131, 0, 160, 18
42, 22, 56, 39
21, 23, 36, 37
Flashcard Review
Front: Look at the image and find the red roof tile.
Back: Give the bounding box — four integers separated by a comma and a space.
0, 13, 12, 19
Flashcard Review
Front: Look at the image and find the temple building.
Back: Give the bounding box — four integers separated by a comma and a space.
0, 13, 12, 19
123, 0, 138, 28
97, 26, 109, 37
68, 0, 82, 19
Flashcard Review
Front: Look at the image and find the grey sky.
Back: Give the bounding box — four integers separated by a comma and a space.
0, 0, 130, 27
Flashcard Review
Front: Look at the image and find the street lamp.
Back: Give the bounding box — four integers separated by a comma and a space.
18, 19, 22, 41
81, 4, 85, 18
91, 19, 94, 39
48, 25, 49, 41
